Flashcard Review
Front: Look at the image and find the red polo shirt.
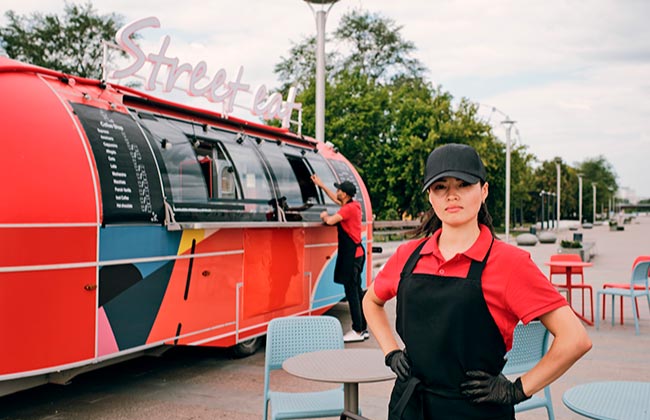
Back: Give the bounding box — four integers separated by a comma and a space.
373, 224, 567, 350
337, 200, 363, 258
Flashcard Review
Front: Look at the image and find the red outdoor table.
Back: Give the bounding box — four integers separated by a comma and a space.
544, 260, 594, 325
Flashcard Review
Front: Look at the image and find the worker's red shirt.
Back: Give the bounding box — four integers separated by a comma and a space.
337, 200, 363, 257
373, 224, 567, 350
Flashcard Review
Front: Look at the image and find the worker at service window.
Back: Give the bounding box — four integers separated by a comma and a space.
312, 175, 368, 343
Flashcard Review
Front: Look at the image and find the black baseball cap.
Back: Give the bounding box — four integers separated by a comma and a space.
334, 180, 357, 197
422, 143, 487, 192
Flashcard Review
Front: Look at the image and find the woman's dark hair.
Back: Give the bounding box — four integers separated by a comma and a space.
409, 182, 495, 238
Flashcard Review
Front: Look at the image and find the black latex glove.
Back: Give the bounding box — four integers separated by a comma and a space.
460, 370, 530, 405
384, 349, 411, 381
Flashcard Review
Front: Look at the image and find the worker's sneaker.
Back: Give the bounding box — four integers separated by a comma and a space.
362, 330, 370, 340
343, 329, 365, 343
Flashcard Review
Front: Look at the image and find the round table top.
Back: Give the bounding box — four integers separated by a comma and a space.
563, 381, 650, 420
544, 260, 593, 268
282, 348, 396, 384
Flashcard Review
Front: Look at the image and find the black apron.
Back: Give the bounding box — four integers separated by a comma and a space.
333, 220, 363, 285
388, 238, 514, 420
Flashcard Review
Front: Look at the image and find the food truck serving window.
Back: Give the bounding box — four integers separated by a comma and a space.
256, 140, 303, 208
221, 136, 273, 203
305, 153, 339, 208
137, 116, 209, 204
72, 103, 165, 224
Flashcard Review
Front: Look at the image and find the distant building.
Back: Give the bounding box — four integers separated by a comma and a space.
617, 187, 638, 204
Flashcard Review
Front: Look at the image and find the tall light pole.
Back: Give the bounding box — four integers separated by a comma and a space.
476, 104, 519, 241
554, 157, 562, 231
550, 192, 556, 228
539, 190, 546, 230
502, 118, 515, 243
592, 182, 597, 223
303, 0, 340, 143
577, 173, 583, 225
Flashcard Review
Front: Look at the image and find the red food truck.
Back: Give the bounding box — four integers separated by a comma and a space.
0, 56, 373, 396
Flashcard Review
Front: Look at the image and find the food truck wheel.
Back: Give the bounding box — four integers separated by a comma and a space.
231, 337, 263, 358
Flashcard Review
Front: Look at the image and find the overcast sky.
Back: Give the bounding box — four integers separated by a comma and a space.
5, 0, 650, 199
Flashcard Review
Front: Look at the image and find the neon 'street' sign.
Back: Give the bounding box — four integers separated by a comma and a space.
112, 17, 301, 128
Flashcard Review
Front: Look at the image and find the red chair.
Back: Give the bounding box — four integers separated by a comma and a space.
549, 254, 593, 322
602, 256, 650, 324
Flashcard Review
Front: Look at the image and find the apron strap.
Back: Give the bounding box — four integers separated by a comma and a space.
466, 237, 494, 279
390, 377, 421, 419
400, 239, 428, 277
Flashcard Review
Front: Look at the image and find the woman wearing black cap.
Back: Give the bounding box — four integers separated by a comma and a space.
363, 143, 592, 419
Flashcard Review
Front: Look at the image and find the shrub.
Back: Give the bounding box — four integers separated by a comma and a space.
560, 240, 582, 249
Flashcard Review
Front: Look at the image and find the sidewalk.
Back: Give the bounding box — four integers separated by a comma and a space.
337, 215, 650, 419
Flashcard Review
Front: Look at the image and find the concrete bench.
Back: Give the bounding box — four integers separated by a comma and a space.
557, 241, 596, 262
538, 231, 557, 244
516, 233, 538, 246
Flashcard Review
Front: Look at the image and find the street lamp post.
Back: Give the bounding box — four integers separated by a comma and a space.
502, 118, 515, 243
539, 190, 546, 231
591, 183, 597, 223
577, 173, 583, 225
303, 0, 340, 143
549, 192, 556, 228
554, 158, 562, 231
476, 104, 519, 242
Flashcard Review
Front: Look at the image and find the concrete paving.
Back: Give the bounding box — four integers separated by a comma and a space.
2, 215, 649, 419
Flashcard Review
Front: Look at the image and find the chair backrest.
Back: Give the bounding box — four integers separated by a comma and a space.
630, 260, 650, 289
263, 316, 344, 420
632, 255, 650, 277
549, 253, 584, 275
632, 256, 650, 269
503, 321, 549, 375
265, 315, 344, 372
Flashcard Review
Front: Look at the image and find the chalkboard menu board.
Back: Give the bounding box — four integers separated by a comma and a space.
72, 103, 164, 224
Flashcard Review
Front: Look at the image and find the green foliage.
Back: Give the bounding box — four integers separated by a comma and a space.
0, 1, 128, 78
274, 9, 512, 220
334, 10, 425, 82
560, 240, 582, 249
274, 35, 334, 93
576, 156, 618, 219
531, 155, 618, 225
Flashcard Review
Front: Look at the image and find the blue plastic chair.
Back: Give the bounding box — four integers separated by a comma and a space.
596, 260, 650, 335
502, 321, 555, 420
263, 315, 345, 420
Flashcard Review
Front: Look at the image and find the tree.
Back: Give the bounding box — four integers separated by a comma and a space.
274, 10, 505, 220
274, 9, 425, 94
529, 156, 618, 224
334, 10, 425, 83
274, 35, 336, 94
577, 156, 618, 220
0, 2, 127, 79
